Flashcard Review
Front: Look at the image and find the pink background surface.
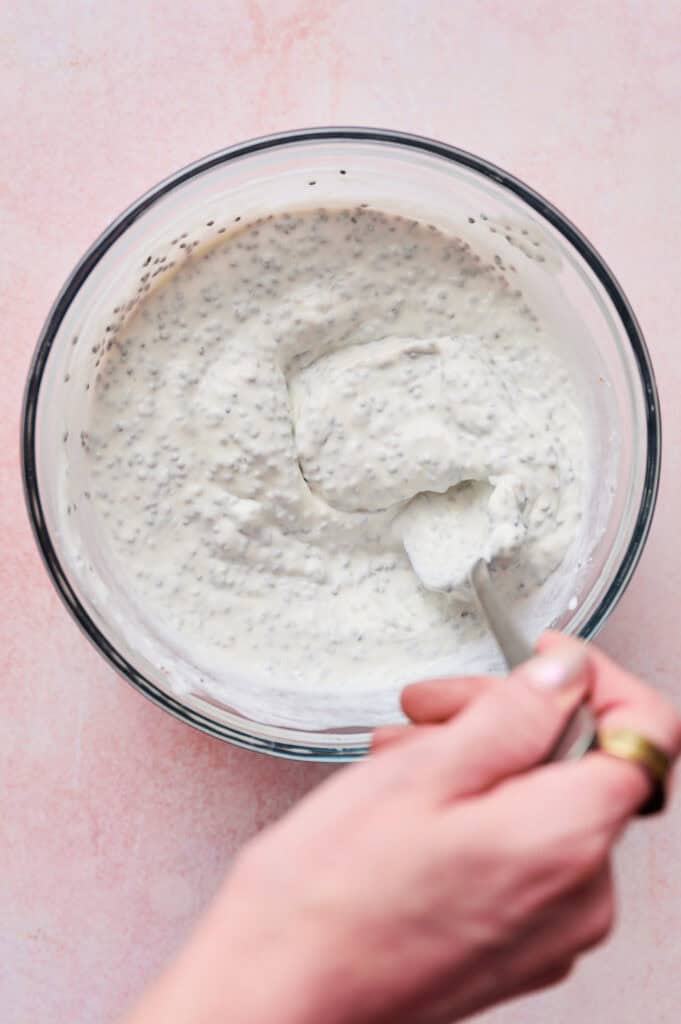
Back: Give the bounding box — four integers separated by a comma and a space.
2, 2, 681, 1021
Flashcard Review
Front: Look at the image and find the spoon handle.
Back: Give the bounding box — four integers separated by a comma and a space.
470, 559, 596, 762
470, 558, 533, 669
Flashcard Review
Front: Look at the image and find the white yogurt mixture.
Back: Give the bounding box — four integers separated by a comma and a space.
80, 207, 586, 714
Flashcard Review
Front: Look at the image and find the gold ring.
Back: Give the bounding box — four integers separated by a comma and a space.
596, 727, 671, 816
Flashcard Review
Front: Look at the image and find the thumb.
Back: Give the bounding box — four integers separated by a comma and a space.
406, 643, 593, 803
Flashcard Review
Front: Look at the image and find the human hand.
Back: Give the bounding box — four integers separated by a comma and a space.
125, 636, 681, 1024
376, 631, 679, 769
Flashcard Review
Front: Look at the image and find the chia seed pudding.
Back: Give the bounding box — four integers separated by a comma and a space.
80, 207, 586, 710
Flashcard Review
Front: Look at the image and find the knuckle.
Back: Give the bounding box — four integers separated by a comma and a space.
582, 890, 616, 949
546, 959, 575, 987
575, 834, 610, 876
547, 831, 609, 887
596, 759, 649, 818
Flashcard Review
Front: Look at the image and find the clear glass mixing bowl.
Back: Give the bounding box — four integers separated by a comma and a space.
22, 128, 661, 761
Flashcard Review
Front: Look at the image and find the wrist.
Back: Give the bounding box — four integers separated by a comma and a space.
193, 882, 354, 1024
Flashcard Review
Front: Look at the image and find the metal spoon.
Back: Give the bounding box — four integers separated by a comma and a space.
470, 558, 595, 761
397, 487, 596, 762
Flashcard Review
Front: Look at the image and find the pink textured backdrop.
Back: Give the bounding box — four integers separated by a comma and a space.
2, 2, 681, 1021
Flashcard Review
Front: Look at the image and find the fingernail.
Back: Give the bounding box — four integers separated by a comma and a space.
524, 646, 587, 690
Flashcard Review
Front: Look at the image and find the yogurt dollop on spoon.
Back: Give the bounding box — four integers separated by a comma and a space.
395, 476, 528, 597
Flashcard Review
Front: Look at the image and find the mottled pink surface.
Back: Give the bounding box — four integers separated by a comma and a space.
2, 2, 681, 1021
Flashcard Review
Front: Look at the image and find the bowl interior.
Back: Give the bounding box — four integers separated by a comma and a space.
24, 130, 659, 759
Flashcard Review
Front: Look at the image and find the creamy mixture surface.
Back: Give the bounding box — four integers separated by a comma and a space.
82, 207, 586, 708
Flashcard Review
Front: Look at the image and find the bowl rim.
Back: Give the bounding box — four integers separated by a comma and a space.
21, 126, 662, 762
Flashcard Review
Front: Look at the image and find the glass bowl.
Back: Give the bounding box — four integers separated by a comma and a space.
22, 127, 660, 761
